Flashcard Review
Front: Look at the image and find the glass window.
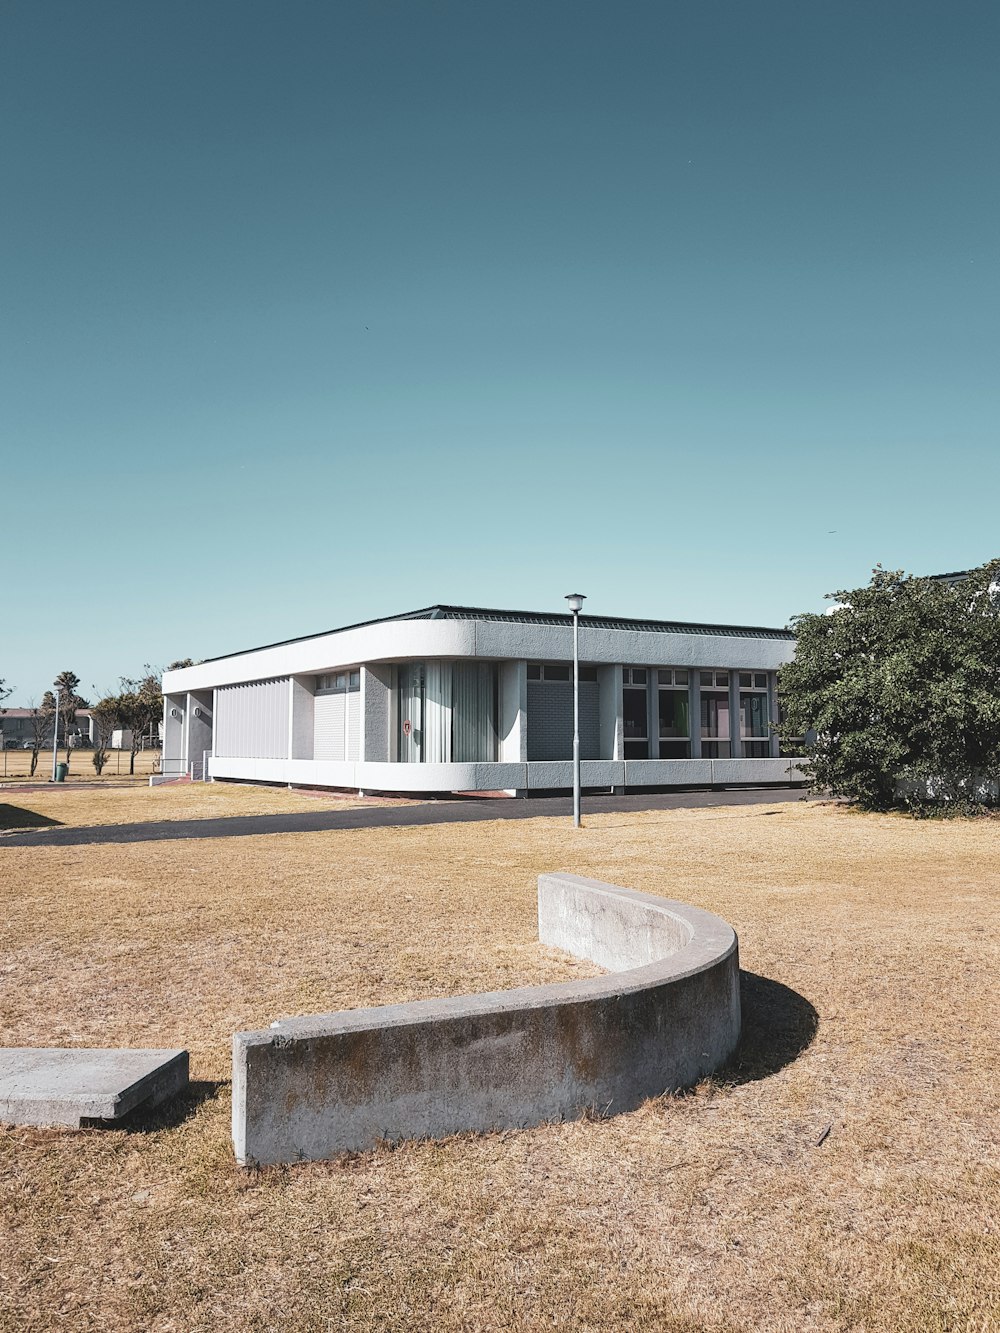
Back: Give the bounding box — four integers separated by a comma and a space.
754, 673, 768, 689
658, 668, 690, 687
545, 664, 570, 682
452, 662, 498, 762
318, 671, 360, 693
700, 691, 731, 759
658, 689, 689, 739
397, 661, 498, 762
700, 669, 730, 689
739, 673, 752, 688
623, 687, 647, 740
660, 740, 690, 759
623, 671, 648, 759
578, 666, 598, 683
740, 688, 770, 757
527, 664, 541, 680
397, 662, 424, 762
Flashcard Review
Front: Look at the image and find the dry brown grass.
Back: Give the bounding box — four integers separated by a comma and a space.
0, 781, 412, 832
0, 802, 997, 1332
0, 747, 160, 784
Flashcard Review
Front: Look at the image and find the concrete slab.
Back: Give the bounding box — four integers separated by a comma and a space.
0, 1048, 189, 1128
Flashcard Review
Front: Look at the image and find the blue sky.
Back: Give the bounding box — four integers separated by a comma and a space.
3, 1, 998, 703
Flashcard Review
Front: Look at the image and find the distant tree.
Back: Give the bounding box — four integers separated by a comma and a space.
778, 561, 1000, 811
25, 700, 50, 778
117, 671, 164, 775
89, 695, 121, 776
52, 670, 89, 764
123, 660, 194, 772
0, 679, 11, 749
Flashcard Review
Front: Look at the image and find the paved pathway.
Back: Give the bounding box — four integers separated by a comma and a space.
0, 787, 807, 848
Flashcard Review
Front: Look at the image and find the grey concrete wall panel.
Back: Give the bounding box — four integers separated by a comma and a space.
162, 695, 185, 767
164, 617, 793, 697
232, 874, 739, 1165
186, 691, 213, 764
0, 1048, 189, 1128
624, 758, 715, 786
362, 664, 392, 762
472, 622, 795, 673
705, 758, 805, 785
525, 761, 625, 789
526, 680, 600, 761
290, 677, 315, 761
347, 693, 361, 762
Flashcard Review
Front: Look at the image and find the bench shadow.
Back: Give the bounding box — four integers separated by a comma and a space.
0, 805, 64, 832
109, 1079, 227, 1133
722, 970, 819, 1084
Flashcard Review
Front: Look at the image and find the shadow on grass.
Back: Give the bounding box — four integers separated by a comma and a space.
109, 1079, 228, 1133
0, 804, 63, 832
722, 970, 819, 1084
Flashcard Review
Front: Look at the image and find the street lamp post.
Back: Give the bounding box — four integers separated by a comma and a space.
50, 686, 61, 783
565, 593, 586, 827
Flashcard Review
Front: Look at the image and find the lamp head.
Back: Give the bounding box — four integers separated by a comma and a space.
564, 593, 586, 614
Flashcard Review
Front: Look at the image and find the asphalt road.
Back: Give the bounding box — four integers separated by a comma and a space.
0, 786, 808, 848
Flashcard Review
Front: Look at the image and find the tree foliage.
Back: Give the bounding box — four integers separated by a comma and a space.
89, 695, 121, 775
778, 561, 1000, 811
51, 670, 90, 763
23, 702, 49, 778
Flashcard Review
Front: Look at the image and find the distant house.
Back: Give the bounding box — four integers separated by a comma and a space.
0, 708, 94, 749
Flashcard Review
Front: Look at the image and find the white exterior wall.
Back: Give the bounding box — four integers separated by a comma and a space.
209, 755, 805, 789
165, 611, 800, 794
163, 619, 794, 696
215, 678, 290, 760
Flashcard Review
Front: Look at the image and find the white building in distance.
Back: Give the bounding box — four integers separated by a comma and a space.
161, 604, 801, 794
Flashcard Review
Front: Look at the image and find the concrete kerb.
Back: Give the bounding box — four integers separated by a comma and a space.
232, 873, 740, 1166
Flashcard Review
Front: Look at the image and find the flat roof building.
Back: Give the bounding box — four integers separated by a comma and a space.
160, 604, 801, 794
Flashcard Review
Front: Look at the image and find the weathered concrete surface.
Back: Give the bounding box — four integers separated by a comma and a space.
0, 1048, 189, 1127
233, 874, 739, 1166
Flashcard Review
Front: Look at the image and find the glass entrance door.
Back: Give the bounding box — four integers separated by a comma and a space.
397, 663, 424, 762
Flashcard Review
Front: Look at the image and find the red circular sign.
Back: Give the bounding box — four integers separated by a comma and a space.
402, 719, 412, 736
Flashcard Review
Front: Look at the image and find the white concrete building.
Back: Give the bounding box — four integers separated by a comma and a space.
160, 604, 801, 793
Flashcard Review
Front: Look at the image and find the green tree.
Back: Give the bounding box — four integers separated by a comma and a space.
117, 671, 164, 775
52, 670, 89, 764
778, 561, 1000, 811
89, 694, 122, 775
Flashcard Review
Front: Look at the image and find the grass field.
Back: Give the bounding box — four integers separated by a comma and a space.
0, 746, 160, 784
0, 780, 415, 832
1, 801, 997, 1331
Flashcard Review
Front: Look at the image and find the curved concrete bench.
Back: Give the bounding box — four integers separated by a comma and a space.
232, 873, 740, 1165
